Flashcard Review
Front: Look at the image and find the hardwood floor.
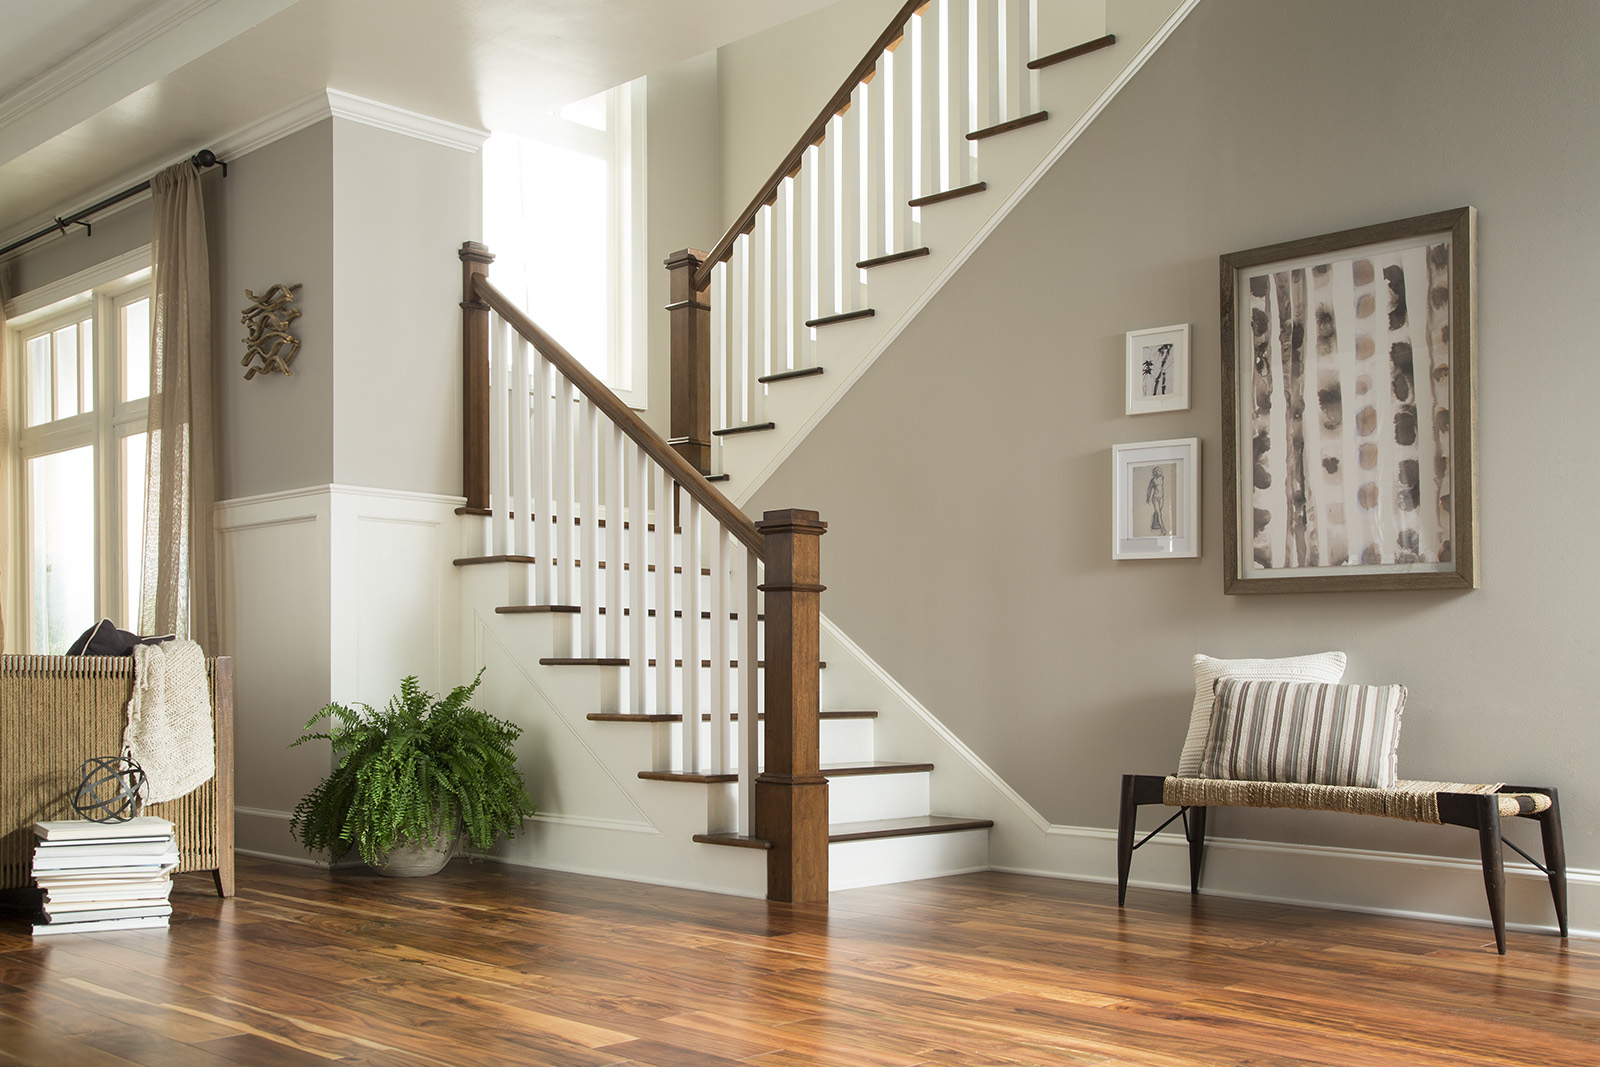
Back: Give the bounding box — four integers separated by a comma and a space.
0, 856, 1595, 1066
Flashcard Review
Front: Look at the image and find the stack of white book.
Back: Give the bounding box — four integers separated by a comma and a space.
31, 816, 179, 935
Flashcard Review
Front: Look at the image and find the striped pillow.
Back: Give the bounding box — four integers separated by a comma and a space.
1178, 652, 1347, 777
1199, 679, 1406, 789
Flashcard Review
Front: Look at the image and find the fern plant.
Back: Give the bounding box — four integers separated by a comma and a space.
288, 670, 536, 866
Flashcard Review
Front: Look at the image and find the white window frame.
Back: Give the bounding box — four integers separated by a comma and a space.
6, 248, 152, 652
485, 79, 649, 407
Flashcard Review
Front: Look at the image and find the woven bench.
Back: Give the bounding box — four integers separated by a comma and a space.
1116, 773, 1567, 954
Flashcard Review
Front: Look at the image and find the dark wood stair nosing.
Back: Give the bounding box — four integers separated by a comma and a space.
804, 308, 875, 328
966, 110, 1049, 142
706, 473, 731, 482
822, 761, 933, 777
452, 508, 656, 532
908, 182, 987, 209
539, 657, 629, 667
645, 660, 828, 669
828, 816, 996, 844
713, 421, 777, 437
454, 556, 711, 576
856, 247, 930, 270
1027, 33, 1117, 71
587, 709, 878, 724
757, 366, 825, 384
693, 833, 772, 850
639, 760, 921, 786
496, 605, 580, 615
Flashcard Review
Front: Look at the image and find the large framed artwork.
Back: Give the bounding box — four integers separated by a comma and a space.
1220, 207, 1478, 594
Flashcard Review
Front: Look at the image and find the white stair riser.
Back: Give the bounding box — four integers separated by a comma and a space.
829, 828, 990, 891
658, 715, 875, 771
828, 771, 930, 822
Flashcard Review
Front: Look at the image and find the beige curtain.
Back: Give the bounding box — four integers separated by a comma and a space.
0, 272, 9, 652
139, 162, 218, 651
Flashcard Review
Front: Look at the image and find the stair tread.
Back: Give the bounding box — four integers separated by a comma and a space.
857, 247, 930, 270
693, 833, 772, 850
496, 605, 580, 614
639, 760, 924, 784
967, 110, 1049, 142
1028, 33, 1116, 71
455, 556, 711, 575
828, 815, 995, 843
908, 182, 986, 208
587, 710, 877, 723
646, 659, 828, 669
804, 308, 875, 328
545, 659, 827, 669
454, 509, 662, 532
713, 422, 777, 437
757, 366, 825, 385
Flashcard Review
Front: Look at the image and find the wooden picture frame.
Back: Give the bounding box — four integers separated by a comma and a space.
1220, 207, 1478, 594
1125, 323, 1190, 415
1112, 437, 1200, 560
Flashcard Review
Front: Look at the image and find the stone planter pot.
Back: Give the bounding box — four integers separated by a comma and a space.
373, 826, 457, 877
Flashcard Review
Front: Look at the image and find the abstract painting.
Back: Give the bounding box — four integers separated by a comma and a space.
1221, 208, 1477, 593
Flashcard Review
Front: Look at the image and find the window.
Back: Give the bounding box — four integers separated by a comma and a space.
9, 266, 151, 653
483, 79, 648, 407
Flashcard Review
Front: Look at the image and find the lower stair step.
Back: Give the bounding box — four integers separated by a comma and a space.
588, 710, 877, 723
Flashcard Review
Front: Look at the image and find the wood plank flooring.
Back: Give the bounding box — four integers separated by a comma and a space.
0, 856, 1595, 1066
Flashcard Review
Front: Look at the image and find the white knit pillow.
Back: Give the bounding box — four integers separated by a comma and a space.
1176, 652, 1347, 777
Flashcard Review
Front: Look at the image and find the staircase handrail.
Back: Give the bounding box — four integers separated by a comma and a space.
471, 274, 765, 559
691, 0, 926, 290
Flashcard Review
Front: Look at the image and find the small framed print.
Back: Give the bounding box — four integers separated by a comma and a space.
1113, 437, 1200, 560
1125, 323, 1191, 415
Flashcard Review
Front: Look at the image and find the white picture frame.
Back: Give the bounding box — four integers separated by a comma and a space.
1112, 437, 1200, 560
1125, 323, 1191, 415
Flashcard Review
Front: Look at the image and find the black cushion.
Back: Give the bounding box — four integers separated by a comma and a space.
65, 620, 176, 657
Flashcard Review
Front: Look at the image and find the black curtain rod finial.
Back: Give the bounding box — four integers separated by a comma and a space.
191, 149, 227, 178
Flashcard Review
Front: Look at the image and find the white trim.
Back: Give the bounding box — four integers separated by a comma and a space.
327, 90, 489, 152
235, 847, 331, 869
234, 804, 292, 822
0, 0, 227, 132
480, 853, 767, 899
732, 0, 1206, 507
215, 482, 466, 516
4, 246, 151, 320
210, 89, 336, 161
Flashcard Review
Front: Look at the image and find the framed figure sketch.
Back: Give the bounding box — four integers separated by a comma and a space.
1126, 324, 1191, 415
1219, 207, 1478, 593
1112, 437, 1199, 560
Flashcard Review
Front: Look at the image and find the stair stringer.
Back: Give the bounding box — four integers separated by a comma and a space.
723, 0, 1204, 508
460, 561, 767, 897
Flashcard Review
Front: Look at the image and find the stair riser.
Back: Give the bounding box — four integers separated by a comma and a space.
829, 828, 990, 892
657, 716, 875, 771
828, 771, 930, 823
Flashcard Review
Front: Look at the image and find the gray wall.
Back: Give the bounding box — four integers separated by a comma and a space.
750, 0, 1600, 868
211, 121, 336, 500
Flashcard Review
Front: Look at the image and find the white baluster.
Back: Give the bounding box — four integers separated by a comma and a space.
627, 441, 648, 710
708, 524, 729, 776
839, 89, 865, 310
770, 181, 792, 376
946, 0, 974, 186
795, 148, 816, 365
710, 261, 728, 467
578, 397, 599, 655
511, 336, 531, 564
530, 353, 552, 604
816, 119, 838, 315
1002, 0, 1034, 120
749, 209, 769, 421
866, 57, 889, 260
654, 468, 674, 720
889, 36, 917, 251
554, 378, 573, 605
489, 316, 510, 556
973, 0, 999, 130
681, 496, 703, 773
738, 547, 759, 834
730, 236, 750, 427
917, 1, 943, 196
604, 421, 623, 656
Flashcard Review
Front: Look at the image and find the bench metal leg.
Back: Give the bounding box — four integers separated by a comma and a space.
1117, 774, 1171, 906
1538, 790, 1569, 938
1185, 806, 1207, 895
1474, 797, 1508, 955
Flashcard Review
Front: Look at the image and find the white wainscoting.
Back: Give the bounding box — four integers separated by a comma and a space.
215, 483, 463, 860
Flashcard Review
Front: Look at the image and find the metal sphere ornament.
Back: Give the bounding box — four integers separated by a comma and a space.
72, 755, 147, 823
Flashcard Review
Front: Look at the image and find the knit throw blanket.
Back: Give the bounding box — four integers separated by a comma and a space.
123, 640, 215, 803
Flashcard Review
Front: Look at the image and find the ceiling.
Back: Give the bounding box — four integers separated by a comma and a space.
0, 0, 837, 249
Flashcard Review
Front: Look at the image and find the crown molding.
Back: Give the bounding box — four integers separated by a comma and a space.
325, 90, 489, 152
0, 0, 226, 132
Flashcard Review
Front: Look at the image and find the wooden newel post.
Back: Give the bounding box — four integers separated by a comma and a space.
459, 241, 495, 510
664, 248, 712, 474
754, 508, 829, 903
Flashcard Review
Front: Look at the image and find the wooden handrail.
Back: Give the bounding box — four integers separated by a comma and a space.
472, 275, 766, 559
691, 0, 926, 290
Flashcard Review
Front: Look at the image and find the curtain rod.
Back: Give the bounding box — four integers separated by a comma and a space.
0, 149, 227, 261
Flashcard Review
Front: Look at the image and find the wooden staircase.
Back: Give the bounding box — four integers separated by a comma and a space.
666, 0, 1201, 505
